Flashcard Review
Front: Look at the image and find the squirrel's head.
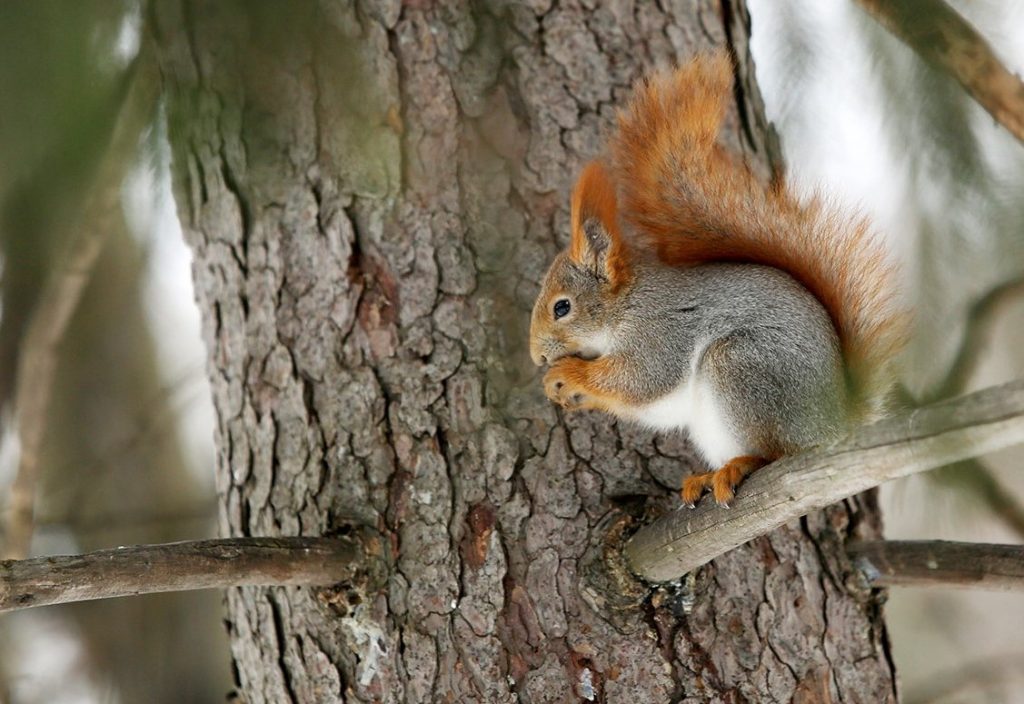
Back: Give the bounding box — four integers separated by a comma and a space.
530, 161, 632, 366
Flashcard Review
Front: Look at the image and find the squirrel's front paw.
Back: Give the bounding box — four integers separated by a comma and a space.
543, 360, 590, 410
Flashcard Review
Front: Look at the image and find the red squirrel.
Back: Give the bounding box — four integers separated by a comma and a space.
529, 52, 906, 507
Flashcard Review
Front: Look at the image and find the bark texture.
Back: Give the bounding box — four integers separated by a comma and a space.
154, 1, 897, 701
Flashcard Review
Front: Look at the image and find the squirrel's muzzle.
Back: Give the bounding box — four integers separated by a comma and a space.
529, 339, 547, 367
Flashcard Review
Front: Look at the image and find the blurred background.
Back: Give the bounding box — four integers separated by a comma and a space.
0, 2, 228, 701
750, 2, 1024, 701
0, 1, 1021, 702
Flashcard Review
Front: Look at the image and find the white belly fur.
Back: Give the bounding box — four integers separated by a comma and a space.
626, 377, 744, 468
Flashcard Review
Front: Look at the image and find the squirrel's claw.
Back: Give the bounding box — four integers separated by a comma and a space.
712, 478, 736, 507
680, 472, 712, 507
682, 457, 767, 508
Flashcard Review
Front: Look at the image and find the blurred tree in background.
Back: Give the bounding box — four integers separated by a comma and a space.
0, 2, 229, 701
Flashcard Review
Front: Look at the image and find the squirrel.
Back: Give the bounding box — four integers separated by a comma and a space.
528, 51, 906, 507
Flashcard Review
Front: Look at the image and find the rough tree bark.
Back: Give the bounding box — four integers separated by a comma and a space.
154, 1, 897, 701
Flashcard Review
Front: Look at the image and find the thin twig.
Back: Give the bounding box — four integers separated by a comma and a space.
849, 540, 1024, 591
623, 379, 1024, 582
967, 464, 1024, 539
930, 278, 1024, 540
931, 458, 1024, 541
910, 276, 1024, 540
926, 276, 1024, 404
854, 0, 1024, 145
1, 54, 160, 559
0, 536, 384, 613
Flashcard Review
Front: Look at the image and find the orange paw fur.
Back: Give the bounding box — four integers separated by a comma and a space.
543, 359, 593, 410
680, 456, 768, 508
680, 472, 713, 507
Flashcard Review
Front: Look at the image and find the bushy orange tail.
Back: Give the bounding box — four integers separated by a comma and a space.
609, 52, 906, 415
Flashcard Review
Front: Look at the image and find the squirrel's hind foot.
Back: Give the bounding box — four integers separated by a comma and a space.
680, 456, 768, 508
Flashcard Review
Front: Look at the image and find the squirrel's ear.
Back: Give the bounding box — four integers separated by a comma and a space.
569, 161, 631, 289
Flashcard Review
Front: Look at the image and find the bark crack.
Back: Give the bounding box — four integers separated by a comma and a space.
267, 593, 300, 704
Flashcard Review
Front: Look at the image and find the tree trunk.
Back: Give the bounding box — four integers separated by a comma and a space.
154, 1, 897, 701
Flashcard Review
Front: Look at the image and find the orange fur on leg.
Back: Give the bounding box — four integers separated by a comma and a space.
680, 472, 714, 507
681, 455, 768, 508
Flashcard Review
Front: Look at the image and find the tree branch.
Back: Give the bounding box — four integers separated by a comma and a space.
926, 276, 1024, 404
623, 379, 1024, 582
0, 536, 384, 613
853, 0, 1024, 145
849, 540, 1024, 591
931, 458, 1024, 541
909, 277, 1024, 540
1, 53, 161, 559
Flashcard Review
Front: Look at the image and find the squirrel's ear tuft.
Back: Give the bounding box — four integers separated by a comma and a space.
569, 161, 631, 289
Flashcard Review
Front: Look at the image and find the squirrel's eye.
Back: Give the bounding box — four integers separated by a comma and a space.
553, 299, 571, 320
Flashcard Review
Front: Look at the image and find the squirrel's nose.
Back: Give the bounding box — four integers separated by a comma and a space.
529, 341, 547, 367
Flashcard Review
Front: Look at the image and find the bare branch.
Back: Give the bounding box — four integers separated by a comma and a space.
910, 277, 1024, 540
623, 379, 1024, 582
853, 0, 1024, 145
932, 458, 1024, 541
926, 276, 1024, 404
0, 535, 385, 613
849, 540, 1024, 591
1, 54, 161, 559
